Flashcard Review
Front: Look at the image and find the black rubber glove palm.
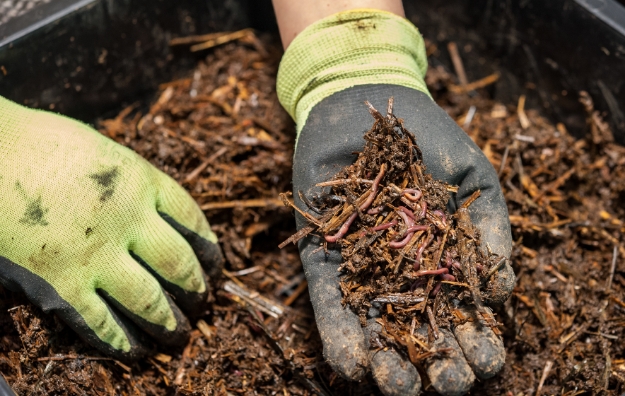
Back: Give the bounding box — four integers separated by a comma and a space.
293, 85, 515, 396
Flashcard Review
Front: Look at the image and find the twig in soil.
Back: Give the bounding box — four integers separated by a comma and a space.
447, 42, 468, 88
606, 245, 618, 292
283, 280, 308, 307
427, 306, 440, 340
449, 73, 500, 94
223, 279, 285, 318
184, 146, 228, 182
201, 198, 283, 210
536, 360, 553, 396
189, 29, 253, 52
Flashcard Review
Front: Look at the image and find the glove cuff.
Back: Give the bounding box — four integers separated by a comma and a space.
276, 9, 430, 135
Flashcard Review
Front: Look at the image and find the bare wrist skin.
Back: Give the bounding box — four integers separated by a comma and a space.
271, 0, 405, 48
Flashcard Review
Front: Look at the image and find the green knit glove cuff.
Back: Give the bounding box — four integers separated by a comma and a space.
277, 9, 430, 135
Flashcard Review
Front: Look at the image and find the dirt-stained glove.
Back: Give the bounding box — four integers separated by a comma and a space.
0, 97, 223, 360
277, 10, 515, 396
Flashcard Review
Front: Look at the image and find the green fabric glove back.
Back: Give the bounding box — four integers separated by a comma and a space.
0, 97, 223, 359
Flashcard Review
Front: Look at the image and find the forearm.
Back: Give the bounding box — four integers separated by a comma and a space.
272, 0, 405, 48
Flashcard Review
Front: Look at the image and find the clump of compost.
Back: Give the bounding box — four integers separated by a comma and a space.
283, 98, 503, 359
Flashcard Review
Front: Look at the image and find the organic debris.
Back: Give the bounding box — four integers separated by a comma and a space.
281, 98, 504, 361
0, 33, 624, 396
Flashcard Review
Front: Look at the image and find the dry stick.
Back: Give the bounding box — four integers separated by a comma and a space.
449, 73, 500, 94
447, 42, 469, 89
185, 146, 228, 182
536, 360, 553, 396
283, 280, 308, 307
190, 29, 252, 52
201, 198, 283, 211
316, 178, 373, 187
279, 193, 323, 226
606, 245, 618, 292
426, 306, 440, 340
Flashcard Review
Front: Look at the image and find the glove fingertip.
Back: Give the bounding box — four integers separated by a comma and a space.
159, 212, 224, 279
484, 262, 516, 305
371, 349, 421, 396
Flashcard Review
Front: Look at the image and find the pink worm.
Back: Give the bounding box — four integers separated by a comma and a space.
389, 232, 414, 249
414, 233, 435, 270
398, 206, 415, 220
430, 281, 443, 296
324, 165, 386, 243
433, 210, 447, 227
419, 201, 427, 219
389, 211, 423, 249
359, 164, 386, 212
371, 220, 397, 232
414, 267, 449, 277
324, 212, 358, 243
440, 274, 456, 282
451, 261, 462, 270
402, 188, 422, 201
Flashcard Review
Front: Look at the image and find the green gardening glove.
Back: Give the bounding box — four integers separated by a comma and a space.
0, 97, 223, 359
277, 9, 515, 396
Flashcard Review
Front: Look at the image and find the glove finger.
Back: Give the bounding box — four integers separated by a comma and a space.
130, 211, 209, 316
155, 172, 223, 278
416, 324, 475, 396
0, 256, 150, 360
463, 192, 515, 305
97, 253, 191, 347
299, 236, 368, 380
364, 317, 421, 395
452, 306, 505, 379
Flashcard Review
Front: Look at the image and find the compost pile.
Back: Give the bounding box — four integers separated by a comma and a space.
0, 32, 625, 395
281, 98, 504, 356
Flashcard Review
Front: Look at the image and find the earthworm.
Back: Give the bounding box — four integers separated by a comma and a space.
389, 218, 425, 249
440, 274, 456, 282
419, 201, 427, 219
359, 164, 386, 212
451, 261, 462, 270
414, 233, 435, 269
476, 263, 484, 273
410, 279, 427, 291
324, 212, 358, 243
430, 281, 443, 296
398, 206, 415, 220
402, 188, 422, 201
324, 165, 386, 243
414, 268, 448, 277
406, 225, 429, 234
370, 220, 397, 232
389, 232, 415, 249
433, 210, 447, 227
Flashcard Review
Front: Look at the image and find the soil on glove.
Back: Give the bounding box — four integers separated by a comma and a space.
0, 33, 624, 395
280, 98, 504, 364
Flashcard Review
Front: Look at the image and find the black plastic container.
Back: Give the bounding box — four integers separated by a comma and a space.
1, 0, 624, 143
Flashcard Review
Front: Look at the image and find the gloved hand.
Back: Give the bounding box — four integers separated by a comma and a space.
277, 10, 516, 396
0, 97, 223, 360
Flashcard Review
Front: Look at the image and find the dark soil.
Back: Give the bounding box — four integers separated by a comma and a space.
1, 33, 624, 395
